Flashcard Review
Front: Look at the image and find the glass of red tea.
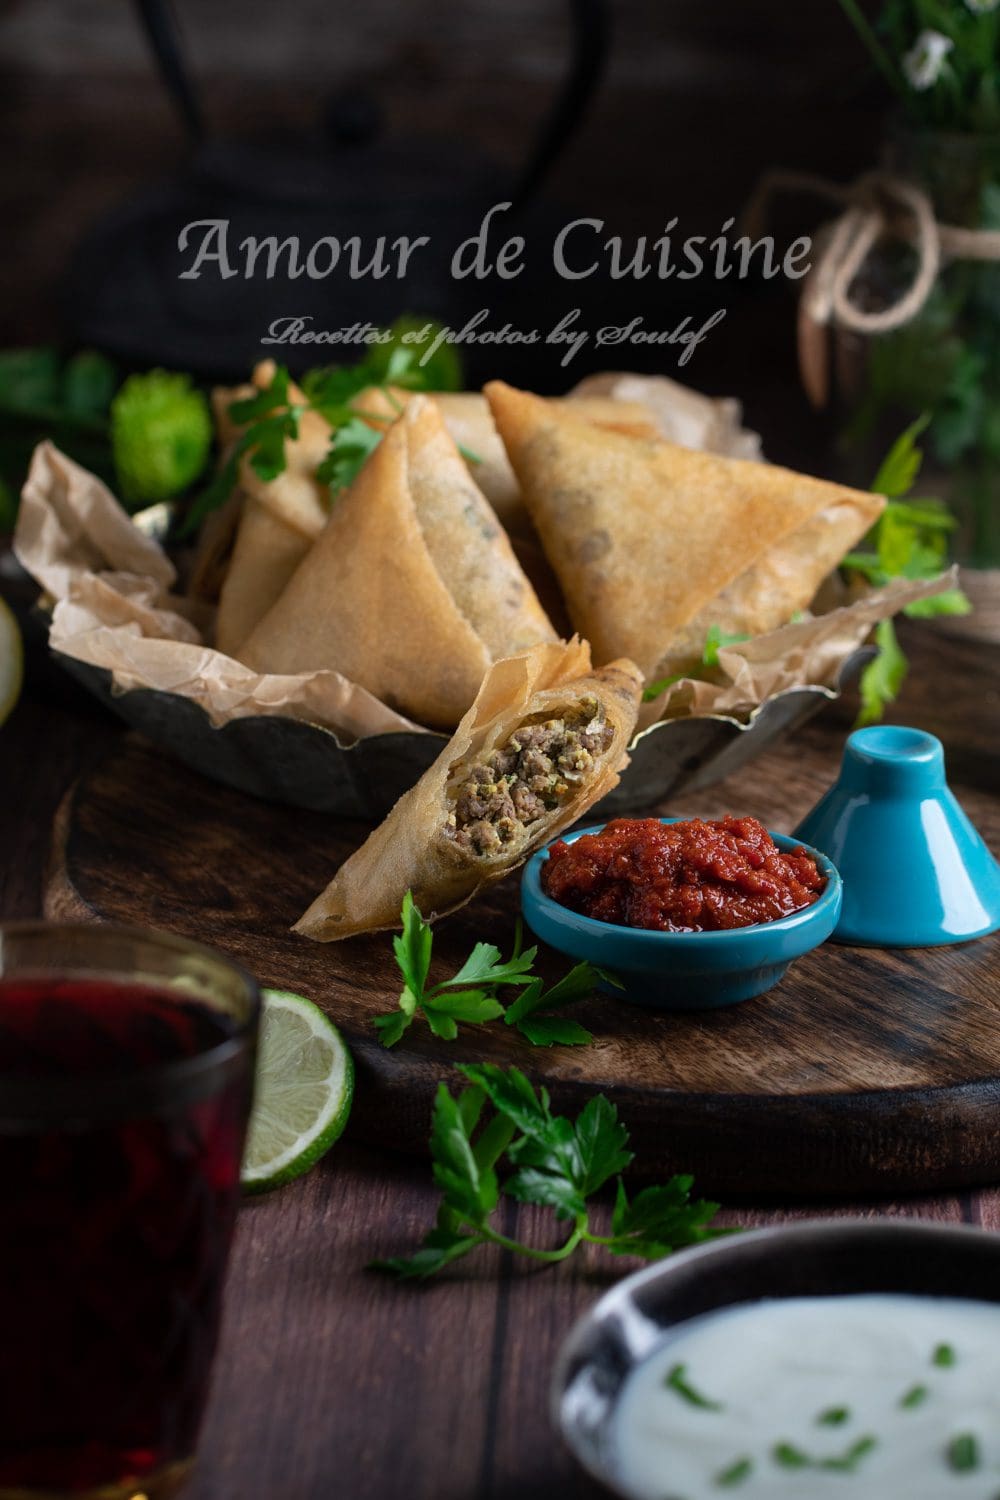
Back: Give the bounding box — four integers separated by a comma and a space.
0, 923, 259, 1500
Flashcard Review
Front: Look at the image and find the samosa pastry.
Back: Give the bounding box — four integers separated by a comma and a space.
238, 397, 557, 728
214, 488, 326, 657
213, 365, 332, 656
485, 382, 884, 680
349, 386, 659, 538
295, 640, 643, 941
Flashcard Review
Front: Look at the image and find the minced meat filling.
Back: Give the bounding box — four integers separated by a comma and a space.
444, 697, 614, 856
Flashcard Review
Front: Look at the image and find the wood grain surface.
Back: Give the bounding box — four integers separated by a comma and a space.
0, 622, 996, 1500
44, 627, 1000, 1198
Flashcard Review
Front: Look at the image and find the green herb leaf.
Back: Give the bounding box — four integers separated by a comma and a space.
900, 1383, 929, 1409
372, 1063, 726, 1280
372, 1010, 411, 1048
771, 1434, 877, 1474
429, 1082, 499, 1224
504, 1165, 587, 1220
843, 420, 968, 726
716, 1457, 753, 1487
62, 350, 118, 417
871, 413, 931, 498
182, 323, 464, 531
0, 346, 62, 413
316, 415, 384, 494
392, 891, 433, 998
180, 439, 246, 538
642, 622, 751, 703
369, 1226, 481, 1279
933, 1342, 957, 1368
503, 958, 611, 1045
514, 1015, 595, 1047
702, 623, 750, 667
247, 410, 301, 482
772, 1443, 810, 1470
904, 588, 973, 620
664, 1363, 724, 1411
422, 990, 506, 1025
642, 672, 685, 703
856, 618, 908, 727
821, 1435, 878, 1472
947, 1433, 979, 1473
448, 932, 538, 989
817, 1406, 851, 1426
229, 365, 292, 424
424, 1009, 458, 1041
459, 1062, 555, 1141
574, 1093, 634, 1194
607, 1177, 721, 1258
369, 315, 463, 392
374, 893, 601, 1048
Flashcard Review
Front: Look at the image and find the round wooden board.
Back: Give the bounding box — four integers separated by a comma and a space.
46, 724, 1000, 1199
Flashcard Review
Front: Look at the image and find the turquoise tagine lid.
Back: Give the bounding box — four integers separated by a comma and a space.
794, 726, 1000, 947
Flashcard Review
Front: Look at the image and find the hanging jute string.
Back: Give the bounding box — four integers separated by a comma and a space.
745, 167, 1000, 334
744, 167, 1000, 409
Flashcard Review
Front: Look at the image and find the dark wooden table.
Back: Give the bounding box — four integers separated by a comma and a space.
2, 619, 998, 1500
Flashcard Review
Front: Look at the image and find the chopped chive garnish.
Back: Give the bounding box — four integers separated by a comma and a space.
772, 1435, 878, 1474
817, 1406, 851, 1426
663, 1363, 724, 1411
716, 1457, 753, 1487
901, 1383, 929, 1409
772, 1442, 810, 1469
933, 1343, 957, 1368
947, 1433, 979, 1473
821, 1435, 878, 1472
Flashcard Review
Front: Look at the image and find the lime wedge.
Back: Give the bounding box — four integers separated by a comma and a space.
242, 989, 354, 1194
0, 597, 23, 727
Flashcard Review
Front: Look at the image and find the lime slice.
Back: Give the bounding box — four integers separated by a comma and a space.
241, 989, 354, 1194
0, 597, 23, 727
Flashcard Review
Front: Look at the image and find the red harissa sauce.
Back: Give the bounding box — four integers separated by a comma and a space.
541, 816, 826, 933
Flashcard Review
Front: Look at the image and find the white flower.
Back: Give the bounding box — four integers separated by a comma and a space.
965, 0, 1000, 14
902, 29, 955, 90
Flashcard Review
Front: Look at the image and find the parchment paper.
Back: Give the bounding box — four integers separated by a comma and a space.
15, 434, 956, 746
16, 442, 424, 742
571, 371, 764, 460
639, 569, 958, 728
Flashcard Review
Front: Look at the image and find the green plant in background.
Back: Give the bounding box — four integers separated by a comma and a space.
837, 0, 1000, 131
842, 417, 970, 723
0, 347, 213, 519
0, 347, 119, 525
835, 0, 1000, 567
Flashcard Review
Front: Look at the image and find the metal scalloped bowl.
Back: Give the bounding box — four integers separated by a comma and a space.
54, 647, 874, 821
552, 1220, 1000, 1500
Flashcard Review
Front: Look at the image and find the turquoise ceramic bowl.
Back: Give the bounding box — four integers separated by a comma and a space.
794, 726, 1000, 948
521, 819, 842, 1011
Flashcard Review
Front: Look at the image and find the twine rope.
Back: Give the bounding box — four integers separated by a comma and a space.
745, 168, 1000, 334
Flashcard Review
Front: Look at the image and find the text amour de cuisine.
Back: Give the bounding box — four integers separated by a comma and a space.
178, 204, 811, 285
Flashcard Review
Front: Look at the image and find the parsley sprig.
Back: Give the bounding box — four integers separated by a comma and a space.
643, 623, 751, 702
371, 1062, 724, 1278
646, 419, 969, 720
374, 892, 614, 1049
182, 318, 462, 535
842, 415, 971, 724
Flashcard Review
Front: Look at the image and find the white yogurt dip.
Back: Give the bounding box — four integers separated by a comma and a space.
612, 1294, 1000, 1499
